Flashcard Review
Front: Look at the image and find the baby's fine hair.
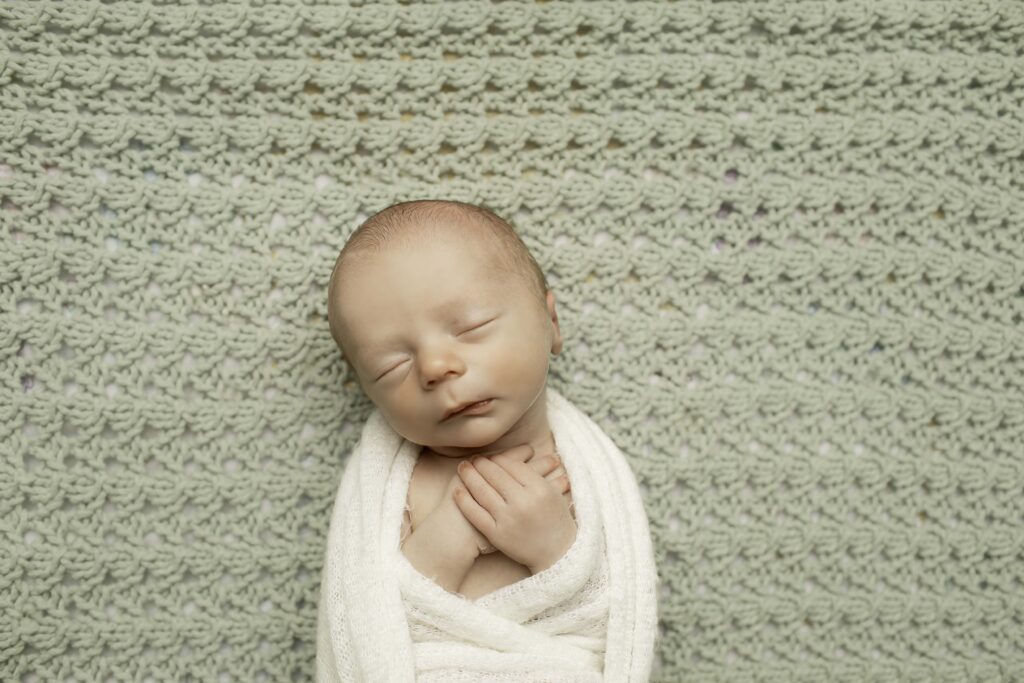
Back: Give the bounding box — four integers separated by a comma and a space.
326, 198, 550, 358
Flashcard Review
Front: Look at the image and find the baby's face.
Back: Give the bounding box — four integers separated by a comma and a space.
333, 235, 562, 456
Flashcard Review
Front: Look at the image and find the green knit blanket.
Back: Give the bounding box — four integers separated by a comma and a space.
3, 1, 1022, 681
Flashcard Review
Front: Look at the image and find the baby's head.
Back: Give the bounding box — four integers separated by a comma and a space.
327, 199, 563, 458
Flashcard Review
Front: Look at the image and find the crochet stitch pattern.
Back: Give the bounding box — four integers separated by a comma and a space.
2, 1, 1022, 681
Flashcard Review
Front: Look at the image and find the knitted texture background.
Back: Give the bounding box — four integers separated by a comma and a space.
2, 1, 1023, 681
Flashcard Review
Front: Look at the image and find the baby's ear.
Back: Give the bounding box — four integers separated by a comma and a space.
546, 290, 563, 354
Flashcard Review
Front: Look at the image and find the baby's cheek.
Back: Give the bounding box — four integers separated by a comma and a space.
508, 343, 549, 385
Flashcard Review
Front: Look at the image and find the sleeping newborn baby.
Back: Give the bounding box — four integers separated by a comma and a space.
318, 198, 658, 682
326, 199, 576, 599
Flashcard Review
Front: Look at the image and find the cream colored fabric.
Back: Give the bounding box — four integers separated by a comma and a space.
317, 386, 659, 681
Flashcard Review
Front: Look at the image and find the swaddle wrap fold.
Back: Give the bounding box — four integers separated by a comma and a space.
317, 386, 659, 682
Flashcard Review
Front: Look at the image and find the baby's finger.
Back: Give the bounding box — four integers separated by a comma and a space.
542, 463, 565, 482
492, 444, 534, 464
452, 486, 495, 538
545, 470, 571, 494
457, 461, 505, 511
528, 454, 561, 476
467, 457, 521, 502
495, 454, 561, 490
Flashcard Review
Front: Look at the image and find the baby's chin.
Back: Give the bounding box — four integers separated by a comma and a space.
424, 423, 555, 460
402, 420, 511, 456
424, 430, 511, 456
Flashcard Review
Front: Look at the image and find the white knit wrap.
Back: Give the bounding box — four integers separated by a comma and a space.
317, 386, 659, 682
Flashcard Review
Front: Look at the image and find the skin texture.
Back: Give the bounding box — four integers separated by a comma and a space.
331, 223, 578, 575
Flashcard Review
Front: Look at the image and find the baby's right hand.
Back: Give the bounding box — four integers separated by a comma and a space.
444, 445, 570, 556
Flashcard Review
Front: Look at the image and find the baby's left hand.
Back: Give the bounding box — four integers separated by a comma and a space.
454, 452, 577, 574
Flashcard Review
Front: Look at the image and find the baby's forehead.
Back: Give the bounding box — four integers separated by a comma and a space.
337, 229, 513, 302
347, 241, 504, 289
375, 233, 502, 274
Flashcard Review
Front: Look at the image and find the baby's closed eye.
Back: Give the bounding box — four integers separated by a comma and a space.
459, 318, 495, 336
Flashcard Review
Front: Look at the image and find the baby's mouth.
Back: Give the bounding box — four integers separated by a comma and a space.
444, 398, 494, 421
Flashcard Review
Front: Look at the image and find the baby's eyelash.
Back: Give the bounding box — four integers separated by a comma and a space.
460, 319, 493, 334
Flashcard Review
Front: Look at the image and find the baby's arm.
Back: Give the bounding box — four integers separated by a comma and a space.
401, 491, 480, 593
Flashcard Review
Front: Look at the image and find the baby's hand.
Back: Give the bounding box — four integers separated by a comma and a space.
453, 445, 578, 574
444, 445, 571, 556
442, 473, 496, 555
